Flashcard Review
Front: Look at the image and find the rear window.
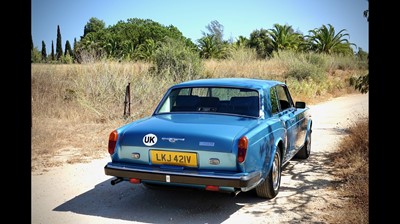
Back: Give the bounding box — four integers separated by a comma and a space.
156, 87, 260, 117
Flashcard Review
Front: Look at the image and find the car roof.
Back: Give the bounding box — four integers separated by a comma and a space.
172, 78, 284, 90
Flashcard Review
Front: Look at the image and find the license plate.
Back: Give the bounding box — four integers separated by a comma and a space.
150, 150, 198, 167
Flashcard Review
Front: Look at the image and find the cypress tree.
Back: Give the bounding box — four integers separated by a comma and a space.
41, 41, 47, 62
56, 25, 63, 60
73, 38, 77, 59
64, 40, 72, 56
51, 40, 55, 61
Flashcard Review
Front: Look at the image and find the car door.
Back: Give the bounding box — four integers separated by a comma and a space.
273, 85, 298, 160
283, 86, 308, 150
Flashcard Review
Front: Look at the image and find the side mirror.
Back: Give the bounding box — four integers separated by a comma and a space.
295, 101, 306, 108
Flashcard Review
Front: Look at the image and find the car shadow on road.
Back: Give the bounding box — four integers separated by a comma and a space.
53, 151, 339, 223
53, 177, 261, 223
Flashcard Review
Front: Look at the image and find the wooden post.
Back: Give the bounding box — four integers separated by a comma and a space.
124, 82, 131, 117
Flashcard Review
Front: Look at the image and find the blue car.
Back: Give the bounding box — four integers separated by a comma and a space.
104, 78, 312, 199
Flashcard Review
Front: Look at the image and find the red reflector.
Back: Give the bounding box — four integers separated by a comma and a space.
205, 185, 219, 191
129, 178, 141, 184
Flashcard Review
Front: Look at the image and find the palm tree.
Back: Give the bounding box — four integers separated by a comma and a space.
248, 29, 273, 59
103, 39, 119, 58
234, 35, 249, 49
135, 39, 157, 61
305, 24, 355, 55
198, 34, 219, 59
122, 41, 136, 60
268, 24, 302, 52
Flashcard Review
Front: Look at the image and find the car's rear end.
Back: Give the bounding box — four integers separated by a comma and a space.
104, 113, 263, 193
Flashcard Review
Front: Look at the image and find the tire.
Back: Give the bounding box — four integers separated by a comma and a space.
295, 131, 311, 159
256, 148, 282, 199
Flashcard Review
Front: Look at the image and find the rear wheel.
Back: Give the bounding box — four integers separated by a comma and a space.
256, 148, 282, 199
295, 131, 311, 159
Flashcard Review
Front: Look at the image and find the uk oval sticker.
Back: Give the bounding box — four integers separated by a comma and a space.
143, 134, 157, 146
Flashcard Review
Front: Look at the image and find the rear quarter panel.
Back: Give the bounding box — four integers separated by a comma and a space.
241, 118, 286, 178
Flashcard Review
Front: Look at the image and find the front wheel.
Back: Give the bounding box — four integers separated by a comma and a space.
256, 148, 282, 199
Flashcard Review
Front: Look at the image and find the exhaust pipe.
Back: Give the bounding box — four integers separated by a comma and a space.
111, 177, 123, 185
231, 190, 241, 197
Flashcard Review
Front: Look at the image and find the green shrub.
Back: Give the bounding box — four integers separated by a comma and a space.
326, 54, 366, 71
304, 52, 329, 69
31, 48, 41, 63
150, 38, 204, 81
354, 73, 369, 93
61, 54, 73, 64
274, 50, 327, 82
227, 47, 258, 64
286, 63, 326, 82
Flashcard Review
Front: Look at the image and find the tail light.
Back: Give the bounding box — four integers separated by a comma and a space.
108, 130, 118, 155
237, 136, 248, 163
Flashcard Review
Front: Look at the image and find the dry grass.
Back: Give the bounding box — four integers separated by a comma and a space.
31, 117, 122, 172
203, 58, 287, 79
31, 62, 175, 172
31, 59, 366, 173
203, 59, 361, 104
328, 117, 369, 223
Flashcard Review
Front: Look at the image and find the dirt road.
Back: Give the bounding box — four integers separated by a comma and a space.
32, 93, 368, 224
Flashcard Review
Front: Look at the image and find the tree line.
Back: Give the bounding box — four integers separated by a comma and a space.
31, 25, 75, 63
31, 17, 368, 64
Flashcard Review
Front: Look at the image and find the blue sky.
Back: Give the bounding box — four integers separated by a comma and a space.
32, 0, 369, 54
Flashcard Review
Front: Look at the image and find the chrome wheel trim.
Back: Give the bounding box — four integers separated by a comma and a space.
307, 134, 311, 155
272, 152, 280, 191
